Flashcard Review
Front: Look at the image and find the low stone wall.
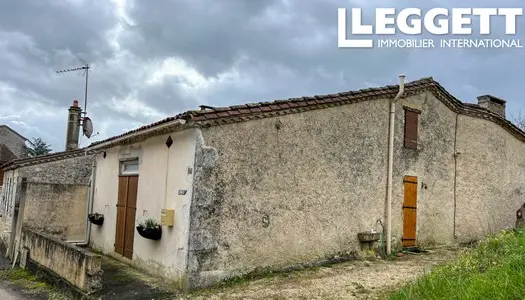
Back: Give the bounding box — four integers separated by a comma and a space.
21, 228, 102, 294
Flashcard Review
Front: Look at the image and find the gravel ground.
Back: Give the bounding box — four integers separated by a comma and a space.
0, 281, 27, 300
182, 248, 459, 300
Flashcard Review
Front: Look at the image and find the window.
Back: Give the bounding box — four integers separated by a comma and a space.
404, 107, 421, 149
120, 159, 139, 175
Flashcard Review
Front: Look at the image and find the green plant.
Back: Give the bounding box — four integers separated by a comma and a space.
138, 218, 160, 229
26, 137, 52, 157
389, 228, 525, 300
137, 218, 162, 240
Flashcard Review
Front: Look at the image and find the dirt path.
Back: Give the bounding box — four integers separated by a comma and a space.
182, 248, 459, 300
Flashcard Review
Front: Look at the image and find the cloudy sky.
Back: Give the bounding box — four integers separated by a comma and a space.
0, 0, 523, 151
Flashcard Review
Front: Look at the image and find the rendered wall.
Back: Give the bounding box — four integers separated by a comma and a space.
89, 129, 197, 284
186, 91, 459, 287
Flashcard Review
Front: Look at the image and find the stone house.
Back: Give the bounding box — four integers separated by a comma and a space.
86, 76, 525, 289
0, 125, 28, 194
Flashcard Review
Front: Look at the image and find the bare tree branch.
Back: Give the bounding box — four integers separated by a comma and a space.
510, 110, 525, 131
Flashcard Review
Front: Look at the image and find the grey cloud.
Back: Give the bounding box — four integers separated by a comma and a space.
121, 0, 411, 78
0, 0, 115, 60
0, 0, 524, 150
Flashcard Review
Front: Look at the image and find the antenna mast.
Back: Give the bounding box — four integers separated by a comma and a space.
56, 63, 90, 116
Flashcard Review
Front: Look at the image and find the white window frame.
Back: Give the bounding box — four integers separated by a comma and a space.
120, 159, 139, 176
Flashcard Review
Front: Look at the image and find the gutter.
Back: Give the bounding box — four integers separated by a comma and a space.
386, 74, 405, 255
88, 119, 187, 151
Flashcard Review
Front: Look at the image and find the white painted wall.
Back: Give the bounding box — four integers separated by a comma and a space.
89, 129, 197, 282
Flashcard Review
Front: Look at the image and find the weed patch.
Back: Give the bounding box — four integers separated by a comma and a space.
389, 229, 525, 300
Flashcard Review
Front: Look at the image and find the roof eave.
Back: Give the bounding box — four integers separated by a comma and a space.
0, 149, 94, 171
88, 119, 188, 151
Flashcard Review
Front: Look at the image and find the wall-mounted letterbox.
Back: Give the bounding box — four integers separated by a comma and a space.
160, 209, 174, 226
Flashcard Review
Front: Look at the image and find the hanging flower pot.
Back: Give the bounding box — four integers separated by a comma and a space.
88, 213, 104, 226
136, 218, 162, 240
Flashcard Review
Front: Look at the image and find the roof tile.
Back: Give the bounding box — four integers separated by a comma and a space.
204, 113, 220, 120
88, 77, 525, 148
217, 112, 230, 118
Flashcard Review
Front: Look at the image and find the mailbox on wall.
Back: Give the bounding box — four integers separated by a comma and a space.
160, 209, 174, 226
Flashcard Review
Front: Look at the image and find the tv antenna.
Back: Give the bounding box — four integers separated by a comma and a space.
56, 62, 95, 138
56, 63, 90, 116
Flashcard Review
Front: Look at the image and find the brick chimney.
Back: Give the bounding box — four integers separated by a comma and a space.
65, 100, 82, 151
477, 95, 506, 118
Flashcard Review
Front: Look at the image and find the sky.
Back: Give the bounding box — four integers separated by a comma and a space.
0, 0, 524, 151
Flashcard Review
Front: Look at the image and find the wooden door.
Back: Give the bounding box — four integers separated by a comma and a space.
115, 175, 138, 259
402, 176, 418, 247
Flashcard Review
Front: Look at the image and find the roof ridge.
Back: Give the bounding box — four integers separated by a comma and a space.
195, 77, 436, 113
87, 76, 438, 147
0, 125, 28, 141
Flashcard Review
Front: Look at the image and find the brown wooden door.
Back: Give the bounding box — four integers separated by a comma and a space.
115, 175, 138, 259
402, 176, 418, 247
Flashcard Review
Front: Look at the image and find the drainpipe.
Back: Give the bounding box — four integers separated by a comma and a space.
453, 113, 460, 240
386, 74, 405, 255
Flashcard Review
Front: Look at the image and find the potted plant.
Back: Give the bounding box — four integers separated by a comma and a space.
88, 213, 104, 225
136, 218, 162, 240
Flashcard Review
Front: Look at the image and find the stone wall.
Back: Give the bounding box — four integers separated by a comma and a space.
23, 183, 88, 241
14, 154, 93, 185
21, 228, 102, 294
455, 115, 525, 243
186, 91, 460, 287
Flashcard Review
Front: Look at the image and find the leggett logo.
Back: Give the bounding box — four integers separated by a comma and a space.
338, 8, 523, 49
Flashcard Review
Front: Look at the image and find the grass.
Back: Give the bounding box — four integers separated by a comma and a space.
0, 267, 67, 299
389, 228, 525, 300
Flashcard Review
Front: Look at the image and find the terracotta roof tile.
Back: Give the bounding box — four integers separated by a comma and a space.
87, 77, 525, 148
217, 111, 230, 118
230, 104, 248, 109
204, 113, 219, 120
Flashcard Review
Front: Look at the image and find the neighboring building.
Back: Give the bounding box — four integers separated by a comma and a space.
86, 77, 525, 289
0, 125, 28, 159
0, 125, 28, 195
